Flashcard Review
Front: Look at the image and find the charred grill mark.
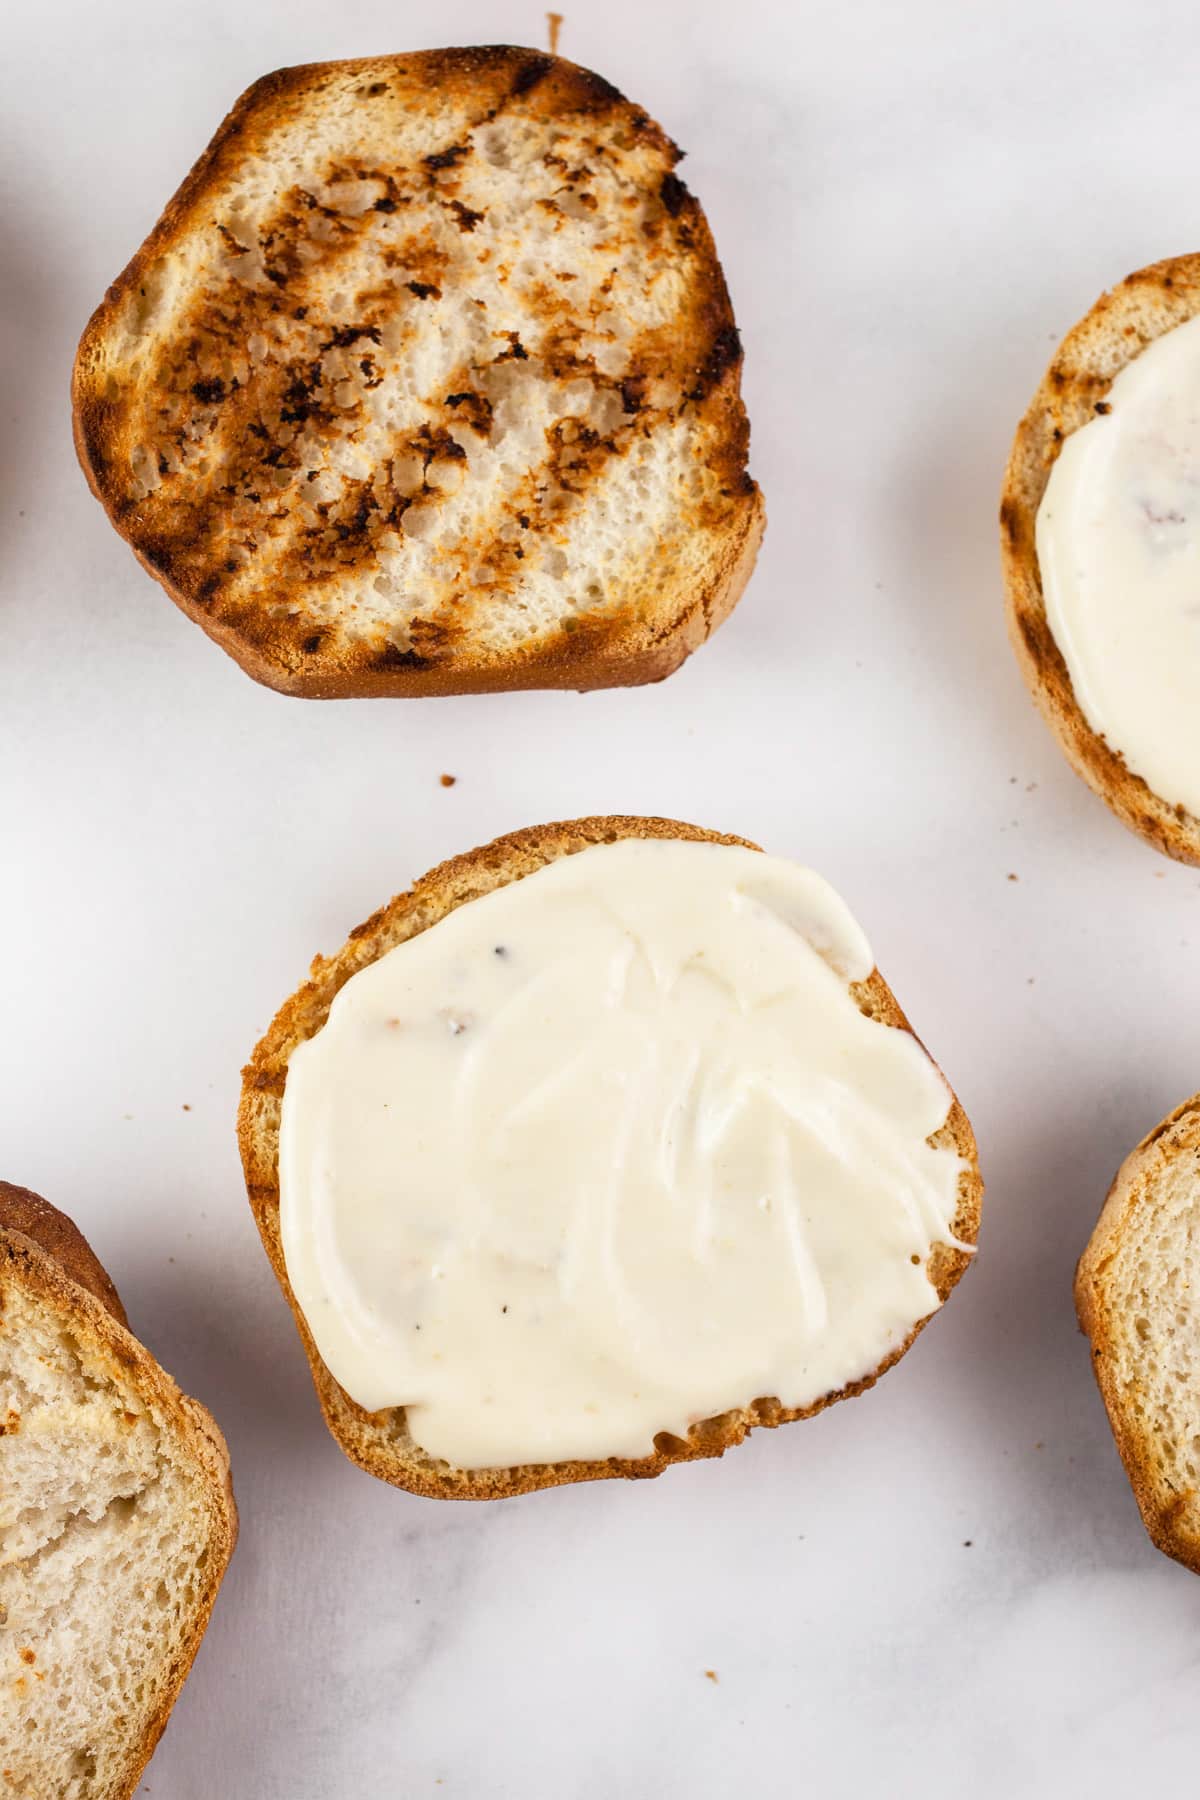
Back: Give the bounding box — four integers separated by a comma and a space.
410, 424, 468, 471
545, 418, 619, 495
377, 642, 430, 670
425, 142, 472, 172
686, 324, 742, 402
444, 390, 493, 434
409, 614, 459, 654
447, 199, 484, 233
573, 68, 623, 108
380, 227, 450, 290
333, 488, 376, 543
280, 360, 333, 427
190, 377, 226, 404
216, 223, 251, 256
321, 323, 383, 350
659, 173, 689, 217
407, 280, 441, 299
510, 55, 553, 98
494, 331, 528, 363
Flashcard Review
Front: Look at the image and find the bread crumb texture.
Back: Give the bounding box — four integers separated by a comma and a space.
1076, 1096, 1200, 1571
0, 1221, 235, 1797
73, 49, 763, 697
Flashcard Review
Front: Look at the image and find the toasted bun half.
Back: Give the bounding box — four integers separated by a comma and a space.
1001, 254, 1200, 864
238, 816, 983, 1500
72, 48, 763, 698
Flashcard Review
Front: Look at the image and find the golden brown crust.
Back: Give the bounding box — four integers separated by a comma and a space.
1000, 253, 1200, 864
0, 1182, 128, 1328
0, 1191, 238, 1795
72, 48, 764, 698
1074, 1093, 1200, 1573
239, 815, 984, 1499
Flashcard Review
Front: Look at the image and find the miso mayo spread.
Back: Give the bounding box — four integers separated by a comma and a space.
279, 840, 967, 1468
1037, 312, 1200, 818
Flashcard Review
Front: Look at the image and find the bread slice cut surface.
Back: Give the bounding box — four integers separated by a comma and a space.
1075, 1095, 1200, 1573
240, 816, 983, 1499
73, 48, 764, 697
0, 1185, 236, 1799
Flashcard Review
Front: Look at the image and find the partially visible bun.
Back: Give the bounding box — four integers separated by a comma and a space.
1001, 253, 1200, 864
0, 1185, 237, 1798
1075, 1094, 1200, 1574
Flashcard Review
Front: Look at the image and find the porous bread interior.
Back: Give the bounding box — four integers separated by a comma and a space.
0, 1258, 221, 1799
1001, 253, 1200, 864
1076, 1098, 1200, 1570
240, 815, 983, 1499
75, 51, 761, 689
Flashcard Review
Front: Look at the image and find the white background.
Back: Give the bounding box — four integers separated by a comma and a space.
4, 2, 1200, 1794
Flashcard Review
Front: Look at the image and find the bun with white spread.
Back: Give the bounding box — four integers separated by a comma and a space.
239, 816, 983, 1499
1002, 254, 1200, 864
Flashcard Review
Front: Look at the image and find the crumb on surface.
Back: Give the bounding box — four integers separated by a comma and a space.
181, 1103, 191, 1111
547, 10, 564, 53
963, 1540, 973, 1548
440, 773, 457, 788
704, 1669, 719, 1683
1007, 873, 1018, 882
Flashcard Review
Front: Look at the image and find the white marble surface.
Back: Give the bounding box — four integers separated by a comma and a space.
4, 1, 1200, 1793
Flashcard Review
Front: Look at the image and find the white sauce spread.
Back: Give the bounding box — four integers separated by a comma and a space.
279, 839, 967, 1468
1037, 311, 1200, 817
